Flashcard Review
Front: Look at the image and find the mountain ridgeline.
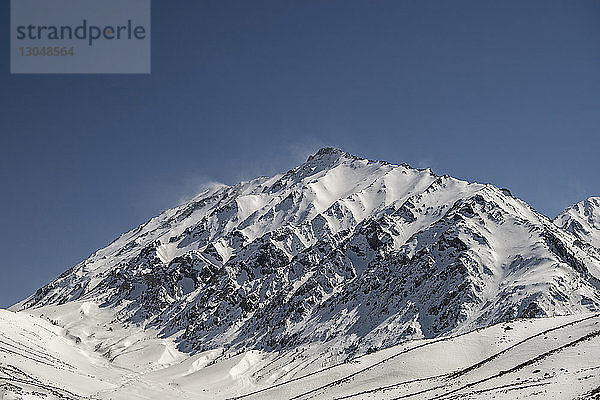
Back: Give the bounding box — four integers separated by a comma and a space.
15, 148, 600, 356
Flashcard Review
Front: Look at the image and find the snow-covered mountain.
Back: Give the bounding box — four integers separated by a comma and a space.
11, 148, 600, 360
3, 147, 600, 399
555, 197, 600, 250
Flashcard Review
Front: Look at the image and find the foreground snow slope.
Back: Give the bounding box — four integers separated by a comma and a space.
0, 309, 599, 400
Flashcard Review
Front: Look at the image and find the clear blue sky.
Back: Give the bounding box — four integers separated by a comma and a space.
1, 0, 599, 307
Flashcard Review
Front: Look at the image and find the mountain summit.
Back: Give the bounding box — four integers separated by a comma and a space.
13, 149, 600, 357
555, 197, 600, 250
3, 148, 600, 399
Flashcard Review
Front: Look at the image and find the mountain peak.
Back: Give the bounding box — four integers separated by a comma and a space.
7, 150, 600, 400
14, 149, 600, 368
562, 197, 600, 219
306, 146, 349, 162
554, 196, 600, 249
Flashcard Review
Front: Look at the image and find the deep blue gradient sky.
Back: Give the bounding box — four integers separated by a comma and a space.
1, 0, 599, 307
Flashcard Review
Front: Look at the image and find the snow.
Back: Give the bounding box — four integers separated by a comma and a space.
0, 309, 598, 399
555, 197, 600, 249
3, 147, 600, 399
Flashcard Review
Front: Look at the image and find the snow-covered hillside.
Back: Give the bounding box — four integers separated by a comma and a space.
0, 308, 599, 399
3, 148, 600, 399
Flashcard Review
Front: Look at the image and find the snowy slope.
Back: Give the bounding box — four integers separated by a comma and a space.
555, 197, 600, 250
0, 309, 599, 400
